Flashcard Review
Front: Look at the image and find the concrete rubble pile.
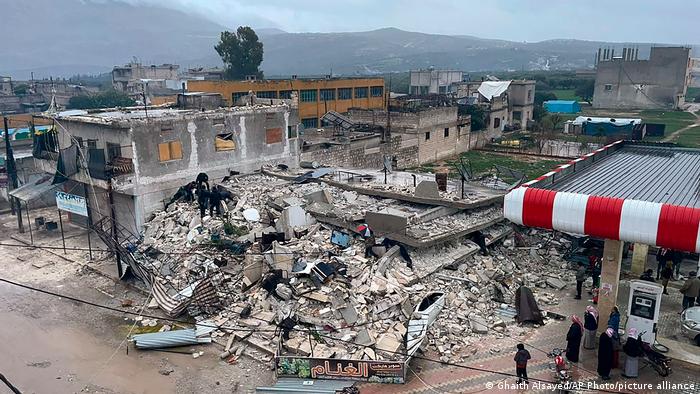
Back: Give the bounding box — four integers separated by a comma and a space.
132, 170, 576, 364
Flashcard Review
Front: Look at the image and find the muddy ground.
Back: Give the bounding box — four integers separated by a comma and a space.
0, 209, 274, 394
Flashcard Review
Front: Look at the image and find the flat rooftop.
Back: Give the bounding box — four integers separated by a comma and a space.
538, 142, 700, 208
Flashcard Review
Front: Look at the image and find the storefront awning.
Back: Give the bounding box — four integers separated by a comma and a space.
8, 175, 61, 202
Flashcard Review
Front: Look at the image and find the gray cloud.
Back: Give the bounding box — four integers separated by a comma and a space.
111, 0, 698, 43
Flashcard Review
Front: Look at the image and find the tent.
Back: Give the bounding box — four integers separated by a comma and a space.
544, 100, 581, 114
514, 286, 544, 325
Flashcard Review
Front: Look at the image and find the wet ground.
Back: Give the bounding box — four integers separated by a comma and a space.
0, 208, 273, 394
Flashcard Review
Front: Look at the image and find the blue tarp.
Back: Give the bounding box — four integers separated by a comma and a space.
544, 100, 581, 114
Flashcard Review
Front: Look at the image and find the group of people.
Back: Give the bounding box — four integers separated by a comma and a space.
640, 267, 700, 311
565, 305, 621, 380
164, 172, 234, 218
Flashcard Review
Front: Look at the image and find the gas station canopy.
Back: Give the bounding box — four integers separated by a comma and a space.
504, 141, 700, 253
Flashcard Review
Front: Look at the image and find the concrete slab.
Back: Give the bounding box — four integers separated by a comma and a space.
414, 180, 440, 199
365, 210, 408, 235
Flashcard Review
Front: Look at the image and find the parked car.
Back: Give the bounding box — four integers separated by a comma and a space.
681, 306, 700, 346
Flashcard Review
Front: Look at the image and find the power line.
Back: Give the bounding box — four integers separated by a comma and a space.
0, 276, 630, 393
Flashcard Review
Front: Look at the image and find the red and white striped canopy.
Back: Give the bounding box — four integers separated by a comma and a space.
503, 141, 700, 253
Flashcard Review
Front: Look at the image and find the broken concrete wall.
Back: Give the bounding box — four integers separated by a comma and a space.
300, 134, 419, 170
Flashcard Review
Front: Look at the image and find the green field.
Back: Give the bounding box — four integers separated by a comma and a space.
413, 151, 565, 181
672, 125, 700, 148
548, 89, 581, 101
640, 110, 696, 134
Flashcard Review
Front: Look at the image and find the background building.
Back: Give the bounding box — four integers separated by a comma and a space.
112, 61, 181, 93
409, 69, 464, 95
188, 77, 386, 131
592, 46, 691, 109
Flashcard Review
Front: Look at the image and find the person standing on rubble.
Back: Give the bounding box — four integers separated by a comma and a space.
575, 262, 586, 300
196, 185, 209, 218
164, 181, 196, 209
565, 315, 583, 363
583, 305, 598, 349
514, 343, 531, 385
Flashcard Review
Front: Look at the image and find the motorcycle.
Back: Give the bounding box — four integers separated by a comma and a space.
637, 333, 672, 377
547, 348, 574, 393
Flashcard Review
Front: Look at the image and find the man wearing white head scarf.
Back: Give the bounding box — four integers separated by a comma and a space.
622, 328, 643, 378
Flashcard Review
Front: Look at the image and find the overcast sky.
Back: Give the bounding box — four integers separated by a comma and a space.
114, 0, 698, 44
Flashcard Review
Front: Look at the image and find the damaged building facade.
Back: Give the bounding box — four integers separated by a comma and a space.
592, 46, 691, 109
33, 104, 300, 233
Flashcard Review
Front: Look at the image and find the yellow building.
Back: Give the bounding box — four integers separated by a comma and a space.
188, 77, 386, 129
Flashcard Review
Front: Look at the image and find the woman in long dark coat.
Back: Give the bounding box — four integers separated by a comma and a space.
566, 315, 584, 363
598, 328, 615, 380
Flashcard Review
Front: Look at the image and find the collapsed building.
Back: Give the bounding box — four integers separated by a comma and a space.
118, 166, 576, 384
33, 102, 300, 233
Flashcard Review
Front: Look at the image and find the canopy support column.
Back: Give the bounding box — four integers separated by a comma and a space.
598, 239, 623, 335
631, 243, 649, 276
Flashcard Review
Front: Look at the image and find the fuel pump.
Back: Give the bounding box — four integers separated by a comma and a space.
626, 279, 663, 344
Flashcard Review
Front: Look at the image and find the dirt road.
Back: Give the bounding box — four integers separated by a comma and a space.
0, 209, 272, 394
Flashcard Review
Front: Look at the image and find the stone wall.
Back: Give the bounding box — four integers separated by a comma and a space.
301, 134, 420, 170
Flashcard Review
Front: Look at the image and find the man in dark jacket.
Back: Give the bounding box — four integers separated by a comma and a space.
514, 343, 531, 384
656, 248, 669, 280
575, 262, 586, 300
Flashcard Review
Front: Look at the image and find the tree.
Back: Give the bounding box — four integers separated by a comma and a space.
68, 90, 135, 109
534, 91, 557, 107
575, 79, 595, 103
13, 84, 29, 95
459, 105, 487, 131
215, 26, 264, 80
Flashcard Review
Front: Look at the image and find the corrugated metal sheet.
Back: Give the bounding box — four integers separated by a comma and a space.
132, 329, 211, 349
542, 144, 700, 208
256, 378, 354, 394
8, 175, 60, 201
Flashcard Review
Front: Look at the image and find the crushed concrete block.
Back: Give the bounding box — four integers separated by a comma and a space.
365, 209, 408, 235
414, 180, 441, 199
285, 337, 312, 356
277, 205, 316, 230
546, 277, 566, 290
355, 329, 376, 346
470, 317, 489, 334
376, 333, 402, 353
270, 241, 294, 272
243, 208, 260, 222
340, 305, 358, 325
304, 189, 334, 205
275, 284, 293, 300
342, 191, 358, 203
243, 255, 264, 287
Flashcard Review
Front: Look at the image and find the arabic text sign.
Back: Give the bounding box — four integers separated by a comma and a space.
276, 357, 405, 384
56, 191, 88, 217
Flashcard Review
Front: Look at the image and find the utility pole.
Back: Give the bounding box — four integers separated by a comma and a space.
107, 177, 123, 278
3, 117, 24, 233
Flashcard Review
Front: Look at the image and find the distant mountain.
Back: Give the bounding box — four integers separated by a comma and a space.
1, 1, 696, 79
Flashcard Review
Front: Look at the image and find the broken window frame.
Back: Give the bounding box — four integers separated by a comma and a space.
301, 118, 318, 130
158, 140, 183, 162
106, 142, 122, 162
425, 131, 431, 141
215, 132, 236, 152
444, 127, 450, 138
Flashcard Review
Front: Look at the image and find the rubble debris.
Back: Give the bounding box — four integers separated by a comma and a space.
406, 292, 445, 357
127, 171, 575, 365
